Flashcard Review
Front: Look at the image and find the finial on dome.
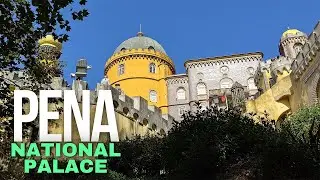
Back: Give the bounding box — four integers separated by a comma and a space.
137, 24, 144, 36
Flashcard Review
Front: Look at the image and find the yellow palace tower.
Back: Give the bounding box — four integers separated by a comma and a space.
105, 31, 175, 114
38, 35, 62, 66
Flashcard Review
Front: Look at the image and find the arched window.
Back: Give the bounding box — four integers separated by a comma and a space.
220, 78, 233, 89
247, 77, 256, 90
178, 106, 186, 116
120, 47, 126, 51
177, 88, 186, 100
149, 63, 156, 73
118, 64, 125, 75
149, 90, 157, 102
197, 83, 207, 95
148, 46, 155, 50
293, 43, 303, 55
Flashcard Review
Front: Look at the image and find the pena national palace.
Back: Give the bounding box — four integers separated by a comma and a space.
4, 21, 320, 141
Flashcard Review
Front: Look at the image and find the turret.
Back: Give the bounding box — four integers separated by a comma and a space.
279, 29, 308, 58
269, 56, 292, 83
105, 31, 175, 114
38, 35, 62, 64
231, 81, 245, 109
254, 60, 272, 91
71, 59, 91, 101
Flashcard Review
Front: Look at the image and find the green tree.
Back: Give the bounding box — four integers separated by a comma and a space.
283, 104, 320, 138
0, 0, 89, 132
111, 106, 320, 179
110, 136, 165, 179
0, 0, 89, 178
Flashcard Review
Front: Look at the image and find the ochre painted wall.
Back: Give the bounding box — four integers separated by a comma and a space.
246, 72, 292, 121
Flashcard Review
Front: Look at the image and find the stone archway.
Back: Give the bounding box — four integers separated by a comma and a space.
308, 72, 320, 104
276, 109, 291, 129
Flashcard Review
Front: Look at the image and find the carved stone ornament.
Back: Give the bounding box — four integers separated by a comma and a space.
247, 67, 255, 75
220, 66, 229, 74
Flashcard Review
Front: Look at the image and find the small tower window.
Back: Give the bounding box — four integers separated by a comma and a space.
149, 63, 156, 73
293, 43, 303, 55
149, 90, 157, 103
148, 46, 155, 50
118, 64, 125, 75
248, 77, 256, 90
120, 48, 126, 51
197, 83, 207, 95
177, 88, 186, 100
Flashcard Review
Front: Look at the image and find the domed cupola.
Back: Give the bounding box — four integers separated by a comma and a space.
279, 28, 308, 58
281, 29, 307, 42
104, 31, 175, 115
114, 31, 167, 55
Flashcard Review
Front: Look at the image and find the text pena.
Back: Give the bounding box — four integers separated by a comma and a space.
13, 90, 119, 142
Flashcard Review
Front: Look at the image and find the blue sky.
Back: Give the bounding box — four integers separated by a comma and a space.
61, 0, 320, 89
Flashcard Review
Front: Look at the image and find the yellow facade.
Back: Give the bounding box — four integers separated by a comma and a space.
246, 23, 320, 123
246, 71, 292, 122
105, 48, 175, 114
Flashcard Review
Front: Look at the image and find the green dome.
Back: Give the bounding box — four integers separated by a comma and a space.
114, 32, 167, 55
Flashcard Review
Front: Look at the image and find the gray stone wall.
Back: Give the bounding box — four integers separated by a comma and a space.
292, 21, 320, 106
166, 74, 190, 122
185, 52, 262, 110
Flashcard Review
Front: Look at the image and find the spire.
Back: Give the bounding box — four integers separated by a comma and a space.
137, 24, 144, 37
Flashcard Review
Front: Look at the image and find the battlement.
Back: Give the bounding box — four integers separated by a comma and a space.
270, 56, 293, 78
292, 21, 320, 80
93, 83, 174, 133
105, 48, 175, 73
166, 74, 188, 85
280, 30, 307, 42
184, 52, 263, 70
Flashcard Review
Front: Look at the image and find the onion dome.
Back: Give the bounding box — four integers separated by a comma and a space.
38, 35, 62, 51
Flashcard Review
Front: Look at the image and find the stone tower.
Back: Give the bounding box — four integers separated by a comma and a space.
105, 31, 175, 114
38, 35, 62, 67
231, 81, 245, 109
279, 29, 308, 58
71, 59, 91, 101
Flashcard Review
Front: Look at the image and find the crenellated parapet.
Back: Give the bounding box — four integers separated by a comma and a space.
92, 82, 173, 134
105, 48, 175, 74
292, 21, 320, 80
280, 36, 308, 48
184, 52, 262, 70
270, 56, 293, 81
166, 74, 188, 85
